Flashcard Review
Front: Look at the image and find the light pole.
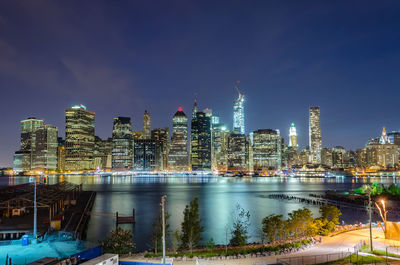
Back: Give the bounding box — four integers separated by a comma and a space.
33, 177, 37, 244
161, 195, 167, 265
375, 200, 388, 238
367, 187, 373, 251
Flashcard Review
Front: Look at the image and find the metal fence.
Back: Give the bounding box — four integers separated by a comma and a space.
276, 242, 363, 265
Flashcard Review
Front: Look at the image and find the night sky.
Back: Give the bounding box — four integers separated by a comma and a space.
1, 1, 400, 167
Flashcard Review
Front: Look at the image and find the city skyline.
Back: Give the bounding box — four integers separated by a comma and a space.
1, 1, 400, 167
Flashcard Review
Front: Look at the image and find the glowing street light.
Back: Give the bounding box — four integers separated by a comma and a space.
375, 199, 388, 238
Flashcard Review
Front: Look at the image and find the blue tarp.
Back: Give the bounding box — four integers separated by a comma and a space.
70, 246, 102, 262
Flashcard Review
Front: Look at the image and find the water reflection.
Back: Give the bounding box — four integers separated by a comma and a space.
0, 175, 398, 251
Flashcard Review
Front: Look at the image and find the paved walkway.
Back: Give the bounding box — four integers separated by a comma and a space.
122, 228, 400, 265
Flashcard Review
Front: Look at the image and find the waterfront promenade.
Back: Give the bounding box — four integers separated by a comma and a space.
123, 228, 400, 265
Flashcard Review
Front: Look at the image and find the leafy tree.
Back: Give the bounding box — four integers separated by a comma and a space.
150, 209, 170, 254
319, 205, 341, 225
101, 226, 135, 255
205, 237, 216, 251
288, 208, 314, 238
229, 203, 251, 246
180, 197, 203, 252
262, 214, 284, 243
170, 229, 181, 253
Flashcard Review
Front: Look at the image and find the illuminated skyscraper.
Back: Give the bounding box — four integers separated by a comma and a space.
65, 105, 95, 171
152, 128, 170, 170
227, 133, 252, 171
13, 117, 58, 172
143, 110, 151, 139
33, 124, 58, 171
15, 117, 44, 171
289, 123, 298, 147
134, 139, 156, 171
252, 129, 282, 170
191, 111, 212, 170
112, 117, 133, 169
192, 99, 199, 120
212, 123, 230, 171
168, 107, 189, 170
309, 106, 322, 163
94, 136, 112, 170
233, 82, 245, 134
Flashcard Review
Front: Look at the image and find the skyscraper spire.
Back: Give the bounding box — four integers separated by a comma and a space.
289, 122, 298, 147
233, 81, 245, 134
379, 126, 390, 144
192, 98, 198, 120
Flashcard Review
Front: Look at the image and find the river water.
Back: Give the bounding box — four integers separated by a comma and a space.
1, 175, 398, 251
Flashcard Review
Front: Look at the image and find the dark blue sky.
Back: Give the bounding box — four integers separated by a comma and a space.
1, 1, 400, 167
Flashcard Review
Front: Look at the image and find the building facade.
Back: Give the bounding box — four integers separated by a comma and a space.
289, 123, 298, 147
212, 123, 230, 171
143, 110, 151, 139
252, 129, 282, 170
309, 106, 322, 164
168, 108, 189, 171
152, 128, 170, 171
227, 133, 252, 171
13, 118, 58, 172
191, 112, 212, 171
112, 117, 133, 169
233, 85, 245, 134
134, 139, 156, 171
65, 105, 95, 171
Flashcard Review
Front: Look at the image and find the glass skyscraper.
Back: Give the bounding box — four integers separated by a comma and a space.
65, 105, 95, 171
143, 110, 151, 139
191, 111, 212, 171
168, 108, 189, 171
112, 117, 133, 169
309, 106, 322, 164
233, 84, 245, 134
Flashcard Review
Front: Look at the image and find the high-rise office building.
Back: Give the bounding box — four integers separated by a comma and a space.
191, 111, 212, 171
57, 137, 66, 172
192, 100, 199, 120
143, 110, 151, 139
227, 133, 252, 171
212, 123, 230, 171
289, 123, 298, 147
309, 106, 322, 164
13, 118, 58, 172
112, 117, 133, 169
252, 129, 282, 171
332, 146, 346, 168
33, 124, 58, 171
365, 127, 398, 169
168, 108, 189, 171
95, 136, 112, 170
321, 148, 333, 167
152, 128, 169, 171
233, 83, 245, 134
14, 117, 44, 172
65, 105, 95, 171
134, 139, 156, 171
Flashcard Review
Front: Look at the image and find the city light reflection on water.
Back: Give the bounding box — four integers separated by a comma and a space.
0, 175, 398, 251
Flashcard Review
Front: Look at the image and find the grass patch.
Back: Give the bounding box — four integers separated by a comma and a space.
360, 244, 400, 258
144, 239, 311, 258
318, 254, 388, 265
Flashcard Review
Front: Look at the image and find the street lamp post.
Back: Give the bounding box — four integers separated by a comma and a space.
367, 187, 373, 251
33, 177, 37, 244
161, 195, 167, 265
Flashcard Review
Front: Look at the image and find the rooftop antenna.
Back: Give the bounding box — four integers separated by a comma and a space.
234, 80, 242, 95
